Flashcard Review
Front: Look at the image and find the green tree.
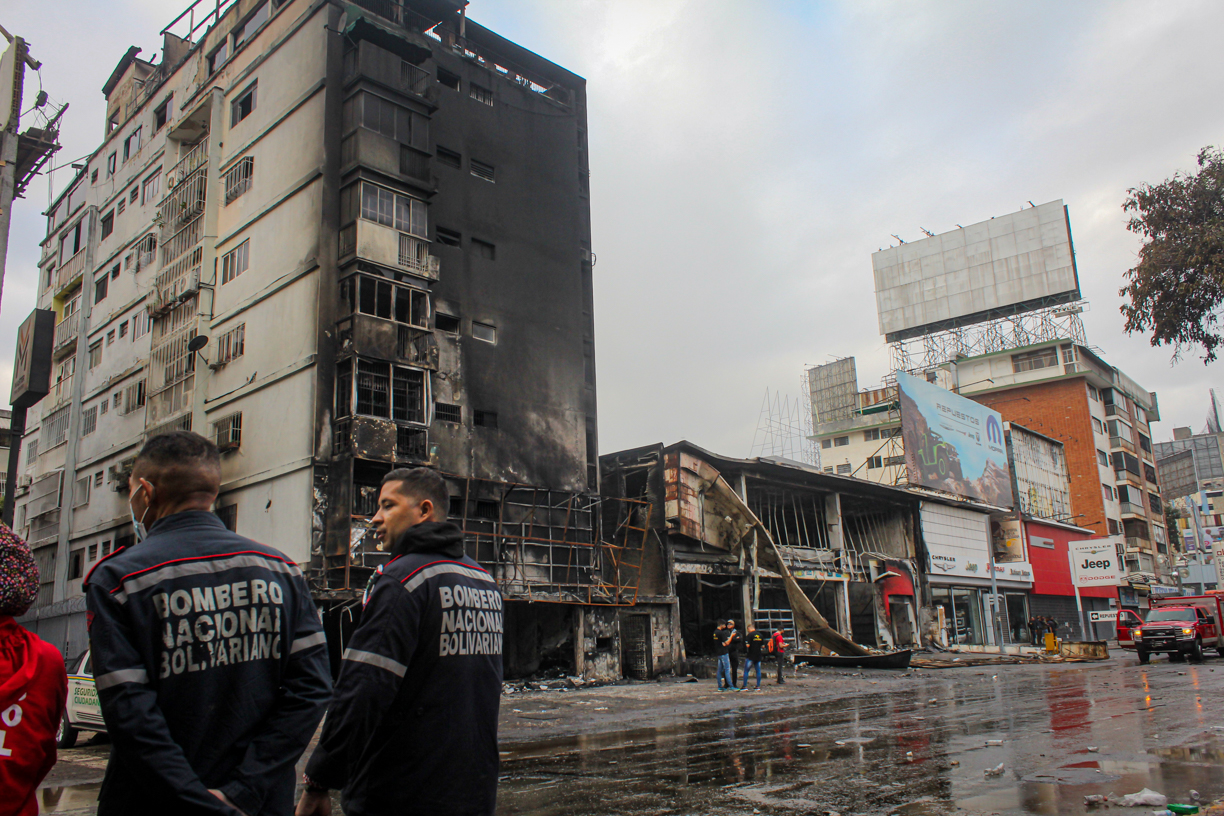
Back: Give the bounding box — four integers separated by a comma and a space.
1165, 505, 1182, 552
1120, 146, 1224, 361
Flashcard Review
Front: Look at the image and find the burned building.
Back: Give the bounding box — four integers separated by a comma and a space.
601, 441, 931, 668
11, 0, 635, 679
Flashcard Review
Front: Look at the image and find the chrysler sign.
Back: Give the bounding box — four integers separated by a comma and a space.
1069, 538, 1124, 588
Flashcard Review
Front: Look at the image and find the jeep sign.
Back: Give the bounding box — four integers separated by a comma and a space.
1069, 538, 1124, 588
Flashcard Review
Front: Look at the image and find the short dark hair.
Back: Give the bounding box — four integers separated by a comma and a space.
133, 431, 221, 501
381, 467, 448, 520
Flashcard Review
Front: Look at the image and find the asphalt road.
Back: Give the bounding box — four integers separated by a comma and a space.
39, 649, 1224, 815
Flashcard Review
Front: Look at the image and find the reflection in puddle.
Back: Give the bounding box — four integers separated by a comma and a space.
38, 783, 100, 814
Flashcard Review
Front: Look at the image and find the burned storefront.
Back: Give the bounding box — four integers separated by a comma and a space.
600, 441, 926, 668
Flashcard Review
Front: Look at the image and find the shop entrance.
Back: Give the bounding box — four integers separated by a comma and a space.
1004, 593, 1030, 645
931, 586, 987, 645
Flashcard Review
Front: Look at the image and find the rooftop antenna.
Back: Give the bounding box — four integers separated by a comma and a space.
891, 234, 905, 244
920, 228, 935, 237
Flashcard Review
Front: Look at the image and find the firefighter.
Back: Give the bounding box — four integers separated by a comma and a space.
298, 468, 503, 816
86, 431, 332, 815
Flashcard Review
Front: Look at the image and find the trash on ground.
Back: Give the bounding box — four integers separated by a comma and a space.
1084, 794, 1108, 807
1117, 788, 1168, 807
985, 739, 1004, 745
1087, 746, 1099, 752
985, 763, 1005, 776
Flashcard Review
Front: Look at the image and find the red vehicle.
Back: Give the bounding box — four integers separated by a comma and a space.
1132, 595, 1224, 664
1116, 609, 1144, 649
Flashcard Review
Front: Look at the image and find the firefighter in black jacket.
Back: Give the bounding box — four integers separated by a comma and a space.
298, 468, 502, 816
86, 431, 332, 816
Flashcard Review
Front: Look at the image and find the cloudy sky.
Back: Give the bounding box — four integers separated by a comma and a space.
4, 0, 1224, 459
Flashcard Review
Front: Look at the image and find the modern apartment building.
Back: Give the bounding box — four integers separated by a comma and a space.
11, 0, 604, 672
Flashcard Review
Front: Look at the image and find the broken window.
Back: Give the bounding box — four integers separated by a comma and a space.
436, 227, 461, 247
222, 239, 250, 284
231, 82, 257, 127
474, 410, 497, 429
435, 312, 460, 333
122, 126, 142, 163
209, 41, 229, 74
471, 238, 495, 260
123, 379, 147, 414
154, 96, 172, 130
470, 159, 495, 183
437, 67, 460, 91
469, 83, 493, 106
436, 146, 461, 168
216, 503, 238, 532
225, 157, 254, 204
343, 359, 427, 422
471, 321, 496, 344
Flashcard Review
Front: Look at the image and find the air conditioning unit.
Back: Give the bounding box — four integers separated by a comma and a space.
108, 458, 136, 492
166, 172, 179, 188
17, 475, 32, 488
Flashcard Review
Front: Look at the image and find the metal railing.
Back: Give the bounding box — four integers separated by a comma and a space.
1110, 435, 1135, 454
54, 249, 88, 293
52, 317, 79, 353
1119, 501, 1146, 517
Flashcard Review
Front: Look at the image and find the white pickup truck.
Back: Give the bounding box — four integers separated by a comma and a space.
59, 650, 106, 748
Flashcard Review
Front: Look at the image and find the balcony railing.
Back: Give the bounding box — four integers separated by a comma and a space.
54, 249, 88, 293
52, 317, 78, 354
1125, 536, 1149, 552
1119, 501, 1146, 517
1104, 403, 1126, 417
1109, 435, 1135, 454
1114, 468, 1142, 486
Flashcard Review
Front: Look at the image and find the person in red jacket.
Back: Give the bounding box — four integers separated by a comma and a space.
0, 522, 67, 816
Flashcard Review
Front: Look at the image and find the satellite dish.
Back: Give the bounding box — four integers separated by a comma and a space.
187, 335, 209, 353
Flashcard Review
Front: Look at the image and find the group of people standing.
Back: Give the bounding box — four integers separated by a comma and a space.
1027, 615, 1062, 646
712, 619, 787, 690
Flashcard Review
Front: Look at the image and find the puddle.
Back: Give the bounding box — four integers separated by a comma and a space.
38, 783, 101, 814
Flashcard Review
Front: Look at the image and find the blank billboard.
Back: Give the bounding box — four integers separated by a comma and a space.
873, 200, 1080, 342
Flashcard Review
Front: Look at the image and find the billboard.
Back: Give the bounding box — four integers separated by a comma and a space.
898, 372, 1013, 507
1069, 538, 1124, 588
873, 200, 1080, 342
808, 357, 858, 425
10, 309, 54, 408
1157, 449, 1198, 500
1008, 424, 1071, 521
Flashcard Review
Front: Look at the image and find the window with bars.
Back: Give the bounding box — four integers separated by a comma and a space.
217, 324, 246, 364
469, 83, 493, 106
222, 240, 250, 284
214, 413, 243, 451
836, 464, 852, 475
434, 403, 461, 423
135, 233, 157, 271
122, 380, 147, 415
225, 157, 255, 204
82, 406, 98, 436
337, 359, 427, 423
43, 406, 70, 449
397, 426, 427, 460
216, 503, 238, 532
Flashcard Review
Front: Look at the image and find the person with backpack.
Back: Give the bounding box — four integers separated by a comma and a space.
769, 629, 787, 684
739, 623, 767, 691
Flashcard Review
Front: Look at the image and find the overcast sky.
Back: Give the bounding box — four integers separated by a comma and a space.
4, 0, 1224, 460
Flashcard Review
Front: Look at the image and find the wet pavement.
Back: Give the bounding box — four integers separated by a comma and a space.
39, 652, 1224, 814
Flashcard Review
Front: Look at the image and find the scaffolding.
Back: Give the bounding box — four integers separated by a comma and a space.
749, 389, 817, 465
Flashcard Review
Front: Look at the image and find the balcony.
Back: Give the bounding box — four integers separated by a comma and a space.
1104, 403, 1127, 418
54, 248, 88, 294
1114, 468, 1142, 487
52, 317, 78, 357
351, 220, 439, 280
1110, 435, 1135, 454
1125, 536, 1150, 553
1119, 501, 1146, 518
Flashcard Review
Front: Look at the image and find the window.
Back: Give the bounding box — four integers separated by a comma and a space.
1011, 347, 1059, 373
119, 321, 128, 338
82, 406, 98, 436
117, 198, 126, 216
474, 410, 498, 428
101, 540, 112, 556
130, 187, 139, 204
122, 380, 146, 414
435, 403, 462, 423
43, 405, 70, 449
94, 273, 109, 304
471, 321, 497, 344
469, 83, 493, 106
437, 67, 460, 91
435, 312, 460, 333
346, 360, 426, 422
100, 211, 114, 239
106, 329, 115, 346
867, 456, 883, 469
88, 543, 98, 561
1107, 519, 1121, 536
154, 96, 172, 130
208, 41, 229, 74
100, 398, 108, 415
68, 550, 83, 581
821, 439, 832, 449
142, 170, 161, 205
834, 436, 850, 447
1092, 417, 1104, 435
1144, 463, 1158, 484
436, 227, 461, 247
470, 159, 495, 183
231, 82, 257, 127
234, 2, 269, 46
823, 467, 833, 473
88, 341, 103, 369
111, 264, 120, 280
342, 275, 429, 327
836, 464, 852, 475
1103, 483, 1115, 502
472, 238, 495, 260
133, 233, 157, 271
359, 182, 427, 238
123, 126, 142, 162
26, 440, 37, 467
401, 146, 429, 179
1097, 449, 1108, 467
436, 146, 461, 168
132, 311, 149, 338
214, 412, 243, 451
107, 152, 117, 176
94, 472, 103, 487
864, 427, 900, 441
1148, 492, 1163, 514
217, 324, 245, 364
1138, 433, 1152, 454
351, 93, 412, 143
91, 169, 98, 184
225, 157, 255, 204
222, 240, 250, 284
216, 503, 238, 532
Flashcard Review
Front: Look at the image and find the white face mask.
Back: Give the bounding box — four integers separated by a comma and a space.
129, 483, 151, 543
